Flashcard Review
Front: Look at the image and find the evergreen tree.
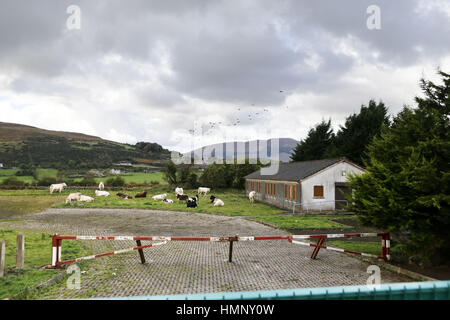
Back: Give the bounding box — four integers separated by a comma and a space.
348, 71, 450, 264
290, 119, 334, 161
178, 165, 191, 185
163, 160, 178, 185
328, 100, 390, 165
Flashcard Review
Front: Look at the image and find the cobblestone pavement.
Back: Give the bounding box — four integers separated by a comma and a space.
0, 208, 412, 299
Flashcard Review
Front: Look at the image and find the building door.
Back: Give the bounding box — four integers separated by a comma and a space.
335, 182, 350, 210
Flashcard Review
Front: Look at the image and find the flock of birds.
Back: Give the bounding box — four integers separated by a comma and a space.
195, 89, 293, 136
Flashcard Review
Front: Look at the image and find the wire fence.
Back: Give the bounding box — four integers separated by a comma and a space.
292, 200, 349, 215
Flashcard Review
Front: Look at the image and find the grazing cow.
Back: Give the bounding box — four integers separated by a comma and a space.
135, 191, 147, 198
117, 192, 133, 199
95, 190, 110, 197
152, 193, 167, 200
79, 195, 94, 202
175, 187, 184, 196
98, 182, 105, 190
198, 187, 211, 196
209, 195, 224, 207
50, 183, 67, 194
65, 193, 81, 204
176, 194, 189, 201
163, 199, 174, 204
248, 191, 256, 203
186, 197, 198, 208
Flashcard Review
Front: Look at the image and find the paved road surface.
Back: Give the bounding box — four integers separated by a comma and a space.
0, 208, 412, 299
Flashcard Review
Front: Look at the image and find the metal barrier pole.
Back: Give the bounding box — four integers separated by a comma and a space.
311, 237, 325, 259
228, 235, 238, 262
136, 240, 146, 264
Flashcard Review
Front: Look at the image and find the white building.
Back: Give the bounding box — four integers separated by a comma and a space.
110, 169, 121, 175
245, 158, 365, 212
0, 163, 3, 168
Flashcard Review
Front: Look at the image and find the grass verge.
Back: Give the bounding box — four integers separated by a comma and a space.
248, 215, 348, 229
0, 229, 87, 299
326, 240, 382, 257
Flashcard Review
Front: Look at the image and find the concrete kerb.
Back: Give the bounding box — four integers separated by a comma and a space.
357, 255, 438, 282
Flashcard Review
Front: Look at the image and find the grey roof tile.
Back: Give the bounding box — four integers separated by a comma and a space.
244, 158, 346, 181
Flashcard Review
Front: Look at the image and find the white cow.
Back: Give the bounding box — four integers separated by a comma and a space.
95, 190, 110, 197
65, 193, 81, 204
98, 182, 105, 190
175, 187, 184, 196
152, 193, 167, 200
198, 187, 211, 196
213, 198, 224, 207
79, 195, 94, 202
163, 199, 174, 204
50, 183, 67, 194
248, 191, 256, 203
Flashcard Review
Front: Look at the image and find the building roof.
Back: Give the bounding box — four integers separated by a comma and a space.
244, 158, 361, 181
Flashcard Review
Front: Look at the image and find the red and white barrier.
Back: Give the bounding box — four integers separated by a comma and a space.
48, 232, 390, 268
289, 232, 390, 260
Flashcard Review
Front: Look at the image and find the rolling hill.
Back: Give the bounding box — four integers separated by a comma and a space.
0, 122, 171, 167
187, 138, 298, 163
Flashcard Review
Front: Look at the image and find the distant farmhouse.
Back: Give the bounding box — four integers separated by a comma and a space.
244, 158, 365, 212
114, 161, 132, 166
110, 169, 122, 175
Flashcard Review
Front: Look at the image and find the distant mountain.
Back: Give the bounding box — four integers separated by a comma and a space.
187, 138, 298, 163
0, 122, 171, 167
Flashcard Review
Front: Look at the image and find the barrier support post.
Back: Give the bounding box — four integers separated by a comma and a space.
51, 234, 62, 267
0, 240, 5, 278
381, 233, 391, 261
136, 240, 146, 264
311, 237, 325, 259
16, 233, 25, 269
228, 234, 238, 263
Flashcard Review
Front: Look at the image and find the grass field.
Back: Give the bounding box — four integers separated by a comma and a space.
248, 215, 348, 229
0, 168, 165, 185
0, 187, 283, 217
0, 229, 87, 299
57, 188, 284, 217
327, 240, 382, 257
0, 194, 66, 218
0, 186, 383, 263
101, 171, 165, 184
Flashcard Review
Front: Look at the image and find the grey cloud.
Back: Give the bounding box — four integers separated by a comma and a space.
0, 0, 449, 148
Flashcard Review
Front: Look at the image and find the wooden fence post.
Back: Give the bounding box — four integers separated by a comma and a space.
16, 233, 25, 269
0, 240, 5, 277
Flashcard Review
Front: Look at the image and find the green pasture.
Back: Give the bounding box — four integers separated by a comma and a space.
326, 240, 382, 257
0, 188, 283, 217
0, 229, 87, 299
248, 215, 348, 229
56, 188, 283, 217
0, 168, 165, 185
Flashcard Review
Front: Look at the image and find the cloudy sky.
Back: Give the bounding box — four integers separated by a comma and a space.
0, 0, 449, 152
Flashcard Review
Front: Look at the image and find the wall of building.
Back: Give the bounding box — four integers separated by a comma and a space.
246, 179, 300, 211
300, 162, 364, 211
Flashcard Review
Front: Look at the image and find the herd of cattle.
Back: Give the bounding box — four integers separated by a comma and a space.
48, 182, 250, 208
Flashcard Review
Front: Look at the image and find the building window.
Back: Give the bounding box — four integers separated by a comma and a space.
314, 185, 324, 198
